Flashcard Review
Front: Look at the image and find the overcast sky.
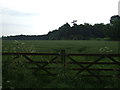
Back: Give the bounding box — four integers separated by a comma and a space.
0, 0, 119, 36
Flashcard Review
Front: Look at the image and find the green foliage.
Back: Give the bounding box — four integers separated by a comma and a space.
3, 54, 120, 88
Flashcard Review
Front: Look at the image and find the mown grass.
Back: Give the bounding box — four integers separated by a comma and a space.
2, 40, 120, 88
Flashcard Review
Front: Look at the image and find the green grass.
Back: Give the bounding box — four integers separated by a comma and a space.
2, 40, 119, 54
2, 40, 120, 88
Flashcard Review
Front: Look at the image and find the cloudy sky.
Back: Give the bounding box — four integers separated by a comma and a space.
0, 0, 119, 36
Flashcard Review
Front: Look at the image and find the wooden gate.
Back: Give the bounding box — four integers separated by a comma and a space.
2, 50, 120, 80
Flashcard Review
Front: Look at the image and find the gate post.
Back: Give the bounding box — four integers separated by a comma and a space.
60, 49, 66, 67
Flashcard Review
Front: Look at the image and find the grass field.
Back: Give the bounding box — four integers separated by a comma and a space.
2, 40, 120, 88
2, 40, 119, 54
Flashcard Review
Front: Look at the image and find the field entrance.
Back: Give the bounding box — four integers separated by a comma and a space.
2, 40, 120, 88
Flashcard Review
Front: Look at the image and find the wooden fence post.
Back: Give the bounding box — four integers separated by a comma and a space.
60, 49, 66, 67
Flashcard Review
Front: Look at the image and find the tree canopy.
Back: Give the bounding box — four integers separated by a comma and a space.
2, 15, 120, 41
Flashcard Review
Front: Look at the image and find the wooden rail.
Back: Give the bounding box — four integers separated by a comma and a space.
2, 50, 120, 81
2, 52, 120, 56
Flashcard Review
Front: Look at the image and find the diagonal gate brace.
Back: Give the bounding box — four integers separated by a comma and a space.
22, 55, 58, 75
67, 56, 105, 80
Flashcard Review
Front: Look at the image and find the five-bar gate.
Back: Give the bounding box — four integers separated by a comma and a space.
2, 50, 120, 80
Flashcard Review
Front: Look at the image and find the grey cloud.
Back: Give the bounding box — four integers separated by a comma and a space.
0, 7, 38, 16
2, 23, 34, 36
2, 23, 33, 27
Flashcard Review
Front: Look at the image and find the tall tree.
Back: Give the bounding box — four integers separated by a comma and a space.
109, 15, 120, 40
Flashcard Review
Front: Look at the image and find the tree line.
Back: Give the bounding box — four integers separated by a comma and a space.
2, 15, 120, 41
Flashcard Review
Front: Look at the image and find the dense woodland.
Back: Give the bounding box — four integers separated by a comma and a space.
2, 15, 120, 41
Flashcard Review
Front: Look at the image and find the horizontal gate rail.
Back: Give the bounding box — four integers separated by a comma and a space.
29, 67, 120, 71
2, 52, 120, 57
26, 61, 120, 64
2, 52, 59, 56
